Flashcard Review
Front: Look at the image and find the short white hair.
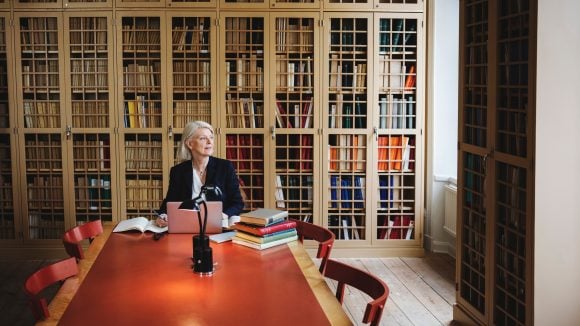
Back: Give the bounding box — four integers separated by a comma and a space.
178, 120, 214, 161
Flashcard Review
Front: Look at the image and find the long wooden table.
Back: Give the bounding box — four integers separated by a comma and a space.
39, 225, 351, 325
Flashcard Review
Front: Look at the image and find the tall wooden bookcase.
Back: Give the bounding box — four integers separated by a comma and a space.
0, 0, 426, 257
455, 0, 536, 324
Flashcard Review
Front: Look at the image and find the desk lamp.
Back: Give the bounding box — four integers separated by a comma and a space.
179, 185, 223, 275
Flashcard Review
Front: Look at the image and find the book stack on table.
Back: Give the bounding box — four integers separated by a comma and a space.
232, 208, 297, 250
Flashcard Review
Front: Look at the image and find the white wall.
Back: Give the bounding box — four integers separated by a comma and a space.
425, 0, 459, 255
535, 0, 580, 324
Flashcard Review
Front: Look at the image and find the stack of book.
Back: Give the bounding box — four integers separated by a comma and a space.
232, 208, 297, 250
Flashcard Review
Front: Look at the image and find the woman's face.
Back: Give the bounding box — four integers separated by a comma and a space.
186, 127, 214, 158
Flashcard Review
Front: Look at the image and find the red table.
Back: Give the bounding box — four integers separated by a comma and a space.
47, 229, 350, 325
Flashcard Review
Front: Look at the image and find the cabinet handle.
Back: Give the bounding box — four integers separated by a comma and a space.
373, 127, 378, 141
65, 125, 71, 139
168, 125, 173, 139
270, 126, 276, 139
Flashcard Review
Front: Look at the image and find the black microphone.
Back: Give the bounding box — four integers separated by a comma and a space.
180, 185, 222, 275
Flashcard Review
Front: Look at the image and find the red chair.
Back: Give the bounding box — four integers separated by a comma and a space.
291, 219, 335, 274
24, 257, 79, 321
324, 259, 389, 326
62, 219, 103, 260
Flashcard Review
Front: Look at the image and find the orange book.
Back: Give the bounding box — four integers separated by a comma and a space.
405, 65, 416, 90
388, 136, 402, 170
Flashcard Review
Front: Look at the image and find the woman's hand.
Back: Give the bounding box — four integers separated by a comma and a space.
155, 214, 168, 227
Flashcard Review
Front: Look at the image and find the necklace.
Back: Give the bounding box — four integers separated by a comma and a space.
193, 161, 208, 177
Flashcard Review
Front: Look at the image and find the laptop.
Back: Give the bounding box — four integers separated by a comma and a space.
166, 201, 223, 234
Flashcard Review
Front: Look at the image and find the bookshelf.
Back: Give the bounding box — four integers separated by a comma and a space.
270, 13, 319, 222
220, 13, 267, 212
0, 13, 15, 240
2, 3, 425, 256
64, 13, 117, 226
116, 13, 165, 220
455, 0, 536, 325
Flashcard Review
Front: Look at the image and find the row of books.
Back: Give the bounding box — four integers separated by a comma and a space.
124, 140, 162, 170
329, 56, 367, 93
224, 97, 264, 128
274, 98, 313, 128
378, 215, 414, 240
232, 208, 297, 250
123, 63, 161, 90
125, 178, 162, 210
121, 24, 161, 51
275, 57, 313, 92
329, 175, 365, 209
377, 135, 414, 171
27, 176, 64, 207
328, 134, 366, 172
71, 102, 109, 128
378, 95, 415, 129
224, 17, 264, 53
328, 95, 366, 129
274, 175, 314, 209
70, 59, 108, 90
328, 215, 361, 240
72, 139, 110, 170
173, 101, 211, 128
225, 57, 264, 91
23, 102, 60, 129
275, 18, 314, 53
172, 61, 210, 90
25, 139, 61, 170
378, 56, 416, 92
225, 135, 264, 171
28, 215, 64, 240
76, 176, 112, 211
171, 23, 208, 53
124, 98, 162, 128
378, 18, 417, 53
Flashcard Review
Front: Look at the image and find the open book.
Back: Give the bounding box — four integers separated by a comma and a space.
113, 217, 167, 233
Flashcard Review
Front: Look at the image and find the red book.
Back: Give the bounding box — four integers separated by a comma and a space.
234, 220, 297, 237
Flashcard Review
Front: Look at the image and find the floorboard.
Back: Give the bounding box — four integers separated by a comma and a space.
0, 252, 455, 326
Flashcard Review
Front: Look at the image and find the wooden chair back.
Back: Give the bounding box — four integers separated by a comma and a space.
24, 257, 79, 321
324, 259, 389, 326
62, 219, 103, 260
292, 219, 335, 274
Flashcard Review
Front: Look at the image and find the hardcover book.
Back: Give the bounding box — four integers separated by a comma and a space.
235, 228, 297, 244
232, 234, 298, 250
239, 208, 288, 226
233, 220, 297, 236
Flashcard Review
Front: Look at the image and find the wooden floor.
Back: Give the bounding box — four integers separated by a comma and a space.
0, 253, 455, 326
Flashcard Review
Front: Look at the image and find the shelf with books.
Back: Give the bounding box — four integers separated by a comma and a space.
0, 15, 9, 130
225, 133, 264, 212
121, 133, 163, 219
0, 134, 15, 240
66, 14, 112, 129
272, 14, 318, 132
119, 15, 163, 130
71, 134, 114, 223
222, 15, 265, 129
22, 133, 66, 240
326, 15, 369, 130
17, 14, 63, 130
273, 129, 315, 220
169, 14, 215, 129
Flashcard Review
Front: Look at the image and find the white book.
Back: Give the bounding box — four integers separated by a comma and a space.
275, 175, 286, 208
113, 217, 167, 234
341, 218, 350, 240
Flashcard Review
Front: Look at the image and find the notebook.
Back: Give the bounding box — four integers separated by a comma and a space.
167, 201, 224, 234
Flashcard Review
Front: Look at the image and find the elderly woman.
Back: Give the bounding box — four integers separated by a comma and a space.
156, 120, 244, 227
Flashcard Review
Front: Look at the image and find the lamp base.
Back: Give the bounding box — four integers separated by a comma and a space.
192, 235, 214, 275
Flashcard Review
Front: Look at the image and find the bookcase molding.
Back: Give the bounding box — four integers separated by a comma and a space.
0, 1, 426, 258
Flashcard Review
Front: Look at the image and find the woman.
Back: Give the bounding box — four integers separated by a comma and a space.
156, 121, 244, 227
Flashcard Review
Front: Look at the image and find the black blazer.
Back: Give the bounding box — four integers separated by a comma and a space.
159, 156, 244, 217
